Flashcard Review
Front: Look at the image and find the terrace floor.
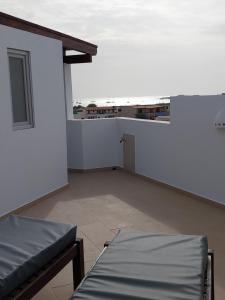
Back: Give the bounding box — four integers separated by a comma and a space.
18, 170, 225, 300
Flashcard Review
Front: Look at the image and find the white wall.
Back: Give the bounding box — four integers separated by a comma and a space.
0, 24, 68, 216
67, 120, 84, 169
67, 95, 225, 205
64, 64, 74, 120
82, 119, 119, 169
67, 119, 120, 169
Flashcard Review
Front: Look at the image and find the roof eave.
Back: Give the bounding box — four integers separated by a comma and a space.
0, 11, 97, 55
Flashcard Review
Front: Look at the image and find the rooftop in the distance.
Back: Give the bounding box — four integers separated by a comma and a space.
85, 103, 170, 110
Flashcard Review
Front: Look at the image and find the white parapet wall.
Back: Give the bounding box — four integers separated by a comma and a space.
0, 24, 68, 216
67, 118, 120, 170
67, 94, 225, 206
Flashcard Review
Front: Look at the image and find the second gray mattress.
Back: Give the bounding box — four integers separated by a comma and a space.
72, 229, 208, 300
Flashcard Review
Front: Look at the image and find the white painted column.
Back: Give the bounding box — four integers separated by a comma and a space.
63, 63, 74, 120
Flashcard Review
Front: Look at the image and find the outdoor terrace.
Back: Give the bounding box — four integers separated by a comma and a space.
17, 170, 225, 300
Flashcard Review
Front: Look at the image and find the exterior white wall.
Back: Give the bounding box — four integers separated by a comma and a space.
82, 119, 119, 169
67, 120, 84, 169
67, 119, 120, 169
64, 63, 74, 120
0, 24, 68, 216
67, 95, 225, 205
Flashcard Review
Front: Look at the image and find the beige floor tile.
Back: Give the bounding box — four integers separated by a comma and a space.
48, 263, 73, 288
85, 260, 96, 274
80, 221, 115, 248
32, 284, 57, 300
52, 283, 73, 300
98, 213, 131, 231
66, 205, 99, 226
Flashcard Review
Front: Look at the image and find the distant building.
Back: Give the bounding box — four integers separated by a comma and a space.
135, 104, 170, 120
117, 106, 137, 118
73, 103, 170, 120
86, 106, 118, 119
73, 106, 87, 119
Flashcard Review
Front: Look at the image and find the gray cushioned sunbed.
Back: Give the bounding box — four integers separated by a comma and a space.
0, 215, 76, 299
72, 229, 208, 300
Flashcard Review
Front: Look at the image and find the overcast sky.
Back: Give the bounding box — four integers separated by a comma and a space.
1, 0, 225, 98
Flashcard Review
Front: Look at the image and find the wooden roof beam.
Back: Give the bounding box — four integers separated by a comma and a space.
63, 54, 92, 64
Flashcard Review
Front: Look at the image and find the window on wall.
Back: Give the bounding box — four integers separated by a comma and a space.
8, 49, 34, 130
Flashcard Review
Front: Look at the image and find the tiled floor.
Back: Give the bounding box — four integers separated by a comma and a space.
18, 170, 225, 300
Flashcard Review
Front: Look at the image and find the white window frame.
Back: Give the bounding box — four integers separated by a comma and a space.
8, 49, 34, 130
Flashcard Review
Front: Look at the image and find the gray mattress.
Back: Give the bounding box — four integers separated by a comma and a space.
72, 229, 208, 300
0, 215, 76, 299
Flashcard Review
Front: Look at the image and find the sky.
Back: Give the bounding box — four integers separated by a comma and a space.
1, 0, 225, 99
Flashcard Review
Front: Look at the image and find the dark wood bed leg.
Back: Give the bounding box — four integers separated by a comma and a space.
73, 238, 85, 290
208, 249, 215, 300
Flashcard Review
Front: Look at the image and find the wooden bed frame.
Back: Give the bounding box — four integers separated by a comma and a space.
8, 238, 84, 300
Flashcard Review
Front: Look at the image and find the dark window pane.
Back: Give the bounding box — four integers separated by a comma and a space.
9, 56, 28, 123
